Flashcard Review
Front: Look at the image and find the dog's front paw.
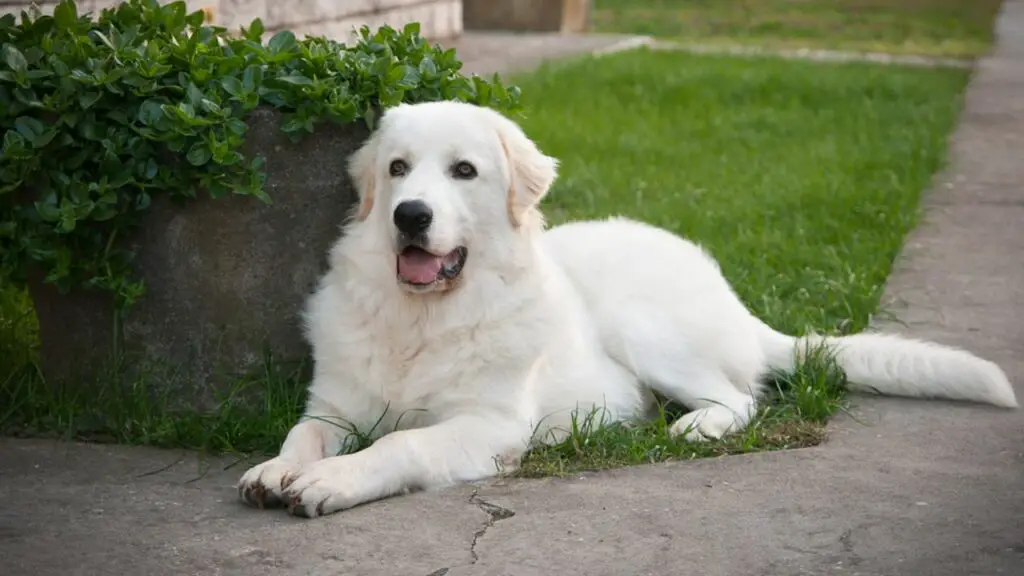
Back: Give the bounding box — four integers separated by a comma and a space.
237, 456, 303, 509
281, 456, 366, 518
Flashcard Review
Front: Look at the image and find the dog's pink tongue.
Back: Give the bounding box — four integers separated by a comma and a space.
398, 250, 442, 284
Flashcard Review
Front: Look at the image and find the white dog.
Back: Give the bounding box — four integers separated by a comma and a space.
238, 100, 1017, 518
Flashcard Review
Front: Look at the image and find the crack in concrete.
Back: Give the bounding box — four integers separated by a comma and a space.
467, 489, 516, 565
839, 528, 863, 567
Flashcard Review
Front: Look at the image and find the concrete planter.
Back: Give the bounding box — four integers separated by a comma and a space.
27, 108, 368, 396
463, 0, 590, 33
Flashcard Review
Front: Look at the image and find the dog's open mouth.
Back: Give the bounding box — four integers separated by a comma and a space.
397, 246, 468, 286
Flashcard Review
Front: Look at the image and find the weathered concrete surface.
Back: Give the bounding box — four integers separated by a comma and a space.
0, 440, 490, 575
3, 3, 1024, 576
28, 109, 368, 396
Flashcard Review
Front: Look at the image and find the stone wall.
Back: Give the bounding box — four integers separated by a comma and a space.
463, 0, 589, 33
28, 108, 369, 400
0, 0, 464, 41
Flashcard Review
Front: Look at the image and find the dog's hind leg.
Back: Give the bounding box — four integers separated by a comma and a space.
600, 316, 764, 441
646, 360, 759, 442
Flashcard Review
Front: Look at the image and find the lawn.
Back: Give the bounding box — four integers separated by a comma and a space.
593, 0, 1003, 58
1, 50, 970, 476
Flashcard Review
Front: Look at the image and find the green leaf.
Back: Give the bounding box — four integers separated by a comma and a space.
268, 30, 296, 54
176, 102, 196, 119
53, 0, 79, 29
143, 158, 158, 180
2, 130, 30, 160
394, 64, 420, 89
280, 116, 305, 133
186, 82, 204, 108
242, 65, 263, 92
58, 212, 77, 233
186, 143, 211, 166
79, 116, 101, 140
137, 99, 165, 125
2, 44, 28, 74
186, 8, 206, 28
225, 117, 247, 136
64, 147, 90, 169
13, 116, 44, 141
135, 191, 151, 210
32, 128, 58, 148
250, 186, 272, 204
245, 18, 265, 42
276, 74, 313, 86
13, 87, 42, 107
34, 193, 60, 222
78, 91, 101, 109
92, 30, 117, 52
199, 98, 223, 115
220, 76, 242, 96
419, 57, 437, 78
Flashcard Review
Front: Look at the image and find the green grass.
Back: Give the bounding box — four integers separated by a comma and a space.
594, 0, 1003, 58
518, 345, 846, 477
1, 50, 970, 475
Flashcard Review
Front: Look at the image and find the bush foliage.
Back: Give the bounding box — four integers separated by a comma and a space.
0, 0, 520, 309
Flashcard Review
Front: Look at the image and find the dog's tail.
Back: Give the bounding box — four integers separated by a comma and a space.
755, 320, 1017, 408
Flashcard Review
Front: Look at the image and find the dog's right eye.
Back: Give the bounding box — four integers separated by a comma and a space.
388, 159, 408, 177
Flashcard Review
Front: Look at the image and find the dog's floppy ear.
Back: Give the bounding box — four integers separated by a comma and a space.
492, 112, 559, 227
348, 130, 381, 222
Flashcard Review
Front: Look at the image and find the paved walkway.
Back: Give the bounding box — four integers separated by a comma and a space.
3, 4, 1024, 575
442, 32, 974, 79
441, 32, 643, 76
647, 40, 975, 68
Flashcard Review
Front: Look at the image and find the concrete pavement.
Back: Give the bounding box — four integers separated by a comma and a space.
3, 3, 1024, 575
441, 32, 646, 77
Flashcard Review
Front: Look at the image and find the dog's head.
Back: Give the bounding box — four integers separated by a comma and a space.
346, 101, 558, 294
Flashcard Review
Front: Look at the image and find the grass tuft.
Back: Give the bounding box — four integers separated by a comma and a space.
593, 0, 1003, 59
517, 343, 845, 477
1, 352, 306, 455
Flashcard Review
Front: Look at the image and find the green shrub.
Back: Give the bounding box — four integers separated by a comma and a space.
0, 0, 520, 309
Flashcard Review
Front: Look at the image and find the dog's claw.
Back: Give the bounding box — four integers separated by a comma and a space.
239, 480, 285, 509
285, 494, 300, 516
237, 457, 302, 510
285, 496, 327, 519
282, 488, 323, 518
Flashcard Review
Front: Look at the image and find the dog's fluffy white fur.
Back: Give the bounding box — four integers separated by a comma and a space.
238, 101, 1017, 517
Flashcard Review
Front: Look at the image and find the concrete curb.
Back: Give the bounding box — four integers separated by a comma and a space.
587, 35, 976, 69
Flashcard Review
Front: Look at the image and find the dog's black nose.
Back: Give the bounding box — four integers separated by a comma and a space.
393, 200, 433, 235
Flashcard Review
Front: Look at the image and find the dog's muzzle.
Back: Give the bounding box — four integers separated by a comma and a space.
396, 244, 468, 287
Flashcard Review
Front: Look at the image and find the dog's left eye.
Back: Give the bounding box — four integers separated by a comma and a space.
452, 161, 477, 180
389, 159, 409, 178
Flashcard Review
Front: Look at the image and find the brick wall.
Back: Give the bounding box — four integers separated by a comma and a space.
1, 0, 464, 41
